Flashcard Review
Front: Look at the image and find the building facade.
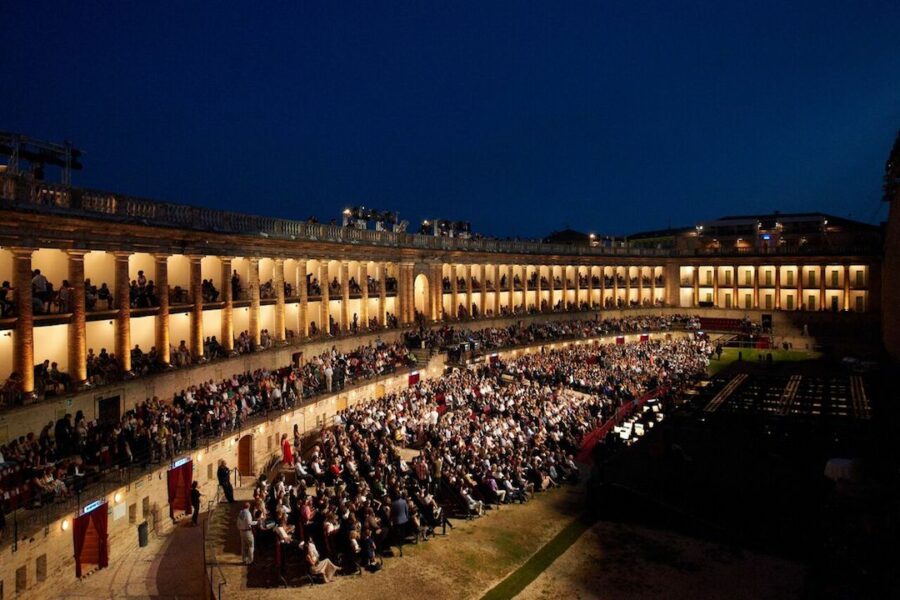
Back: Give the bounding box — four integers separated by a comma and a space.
0, 174, 881, 400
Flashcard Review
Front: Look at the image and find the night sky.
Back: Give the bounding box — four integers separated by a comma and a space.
4, 1, 900, 238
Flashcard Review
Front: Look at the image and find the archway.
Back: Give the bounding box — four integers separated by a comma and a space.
414, 273, 430, 318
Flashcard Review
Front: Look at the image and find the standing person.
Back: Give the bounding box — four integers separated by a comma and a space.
236, 502, 257, 565
217, 459, 235, 503
281, 433, 293, 466
190, 481, 203, 526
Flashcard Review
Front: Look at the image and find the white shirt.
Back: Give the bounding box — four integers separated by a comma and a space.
236, 508, 256, 531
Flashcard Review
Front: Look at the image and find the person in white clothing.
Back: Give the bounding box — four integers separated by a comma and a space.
236, 502, 257, 565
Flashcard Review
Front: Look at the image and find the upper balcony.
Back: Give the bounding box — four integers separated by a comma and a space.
0, 173, 882, 259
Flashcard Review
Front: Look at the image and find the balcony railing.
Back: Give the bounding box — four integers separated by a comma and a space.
1, 174, 882, 258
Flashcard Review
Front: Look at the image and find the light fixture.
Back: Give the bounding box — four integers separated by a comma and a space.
114, 492, 122, 504
61, 518, 70, 531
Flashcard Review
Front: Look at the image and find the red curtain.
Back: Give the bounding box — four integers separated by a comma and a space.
640, 334, 649, 343
408, 372, 420, 386
73, 502, 109, 578
616, 336, 625, 345
167, 460, 194, 519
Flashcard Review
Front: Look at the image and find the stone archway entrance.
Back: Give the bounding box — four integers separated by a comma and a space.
414, 273, 430, 318
237, 434, 254, 476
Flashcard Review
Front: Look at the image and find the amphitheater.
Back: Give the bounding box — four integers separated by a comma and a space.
0, 171, 897, 600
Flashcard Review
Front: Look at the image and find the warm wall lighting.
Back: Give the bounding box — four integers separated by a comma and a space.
114, 492, 122, 504
61, 518, 70, 531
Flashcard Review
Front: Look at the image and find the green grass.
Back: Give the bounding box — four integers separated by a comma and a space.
480, 513, 597, 600
707, 347, 822, 376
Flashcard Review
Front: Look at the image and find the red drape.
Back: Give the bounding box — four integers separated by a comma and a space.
167, 460, 194, 519
576, 387, 669, 463
616, 336, 625, 345
73, 502, 109, 578
408, 372, 420, 386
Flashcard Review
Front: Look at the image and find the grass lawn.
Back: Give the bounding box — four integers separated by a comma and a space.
707, 347, 822, 376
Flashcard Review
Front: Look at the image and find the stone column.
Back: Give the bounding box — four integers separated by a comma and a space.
797, 267, 804, 310
587, 266, 594, 310
432, 263, 442, 321
319, 262, 330, 334
156, 255, 171, 362
510, 265, 516, 314
189, 255, 204, 360
692, 266, 698, 306
563, 266, 570, 309
600, 267, 606, 308
536, 266, 543, 311
12, 248, 35, 398
406, 263, 415, 323
519, 265, 526, 311
843, 264, 851, 311
625, 267, 631, 308
712, 267, 718, 307
298, 259, 309, 337
819, 265, 827, 311
378, 262, 387, 326
220, 257, 233, 353
114, 252, 132, 373
396, 264, 407, 325
493, 264, 501, 316
340, 261, 350, 331
450, 264, 459, 319
249, 257, 261, 346
360, 262, 369, 326
465, 264, 473, 316
753, 265, 760, 309
774, 266, 781, 310
548, 267, 556, 310
637, 267, 643, 307
732, 266, 739, 308
274, 258, 286, 342
68, 250, 88, 386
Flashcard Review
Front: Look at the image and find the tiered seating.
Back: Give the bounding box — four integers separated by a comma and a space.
698, 317, 745, 332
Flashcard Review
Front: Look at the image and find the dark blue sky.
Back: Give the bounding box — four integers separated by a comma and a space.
4, 1, 900, 237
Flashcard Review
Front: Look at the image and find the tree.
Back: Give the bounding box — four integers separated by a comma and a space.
884, 129, 900, 202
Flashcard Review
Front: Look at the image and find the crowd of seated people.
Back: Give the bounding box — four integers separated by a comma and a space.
404, 314, 701, 353
247, 335, 710, 579
0, 339, 417, 516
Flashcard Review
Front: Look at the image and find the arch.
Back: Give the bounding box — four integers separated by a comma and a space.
414, 273, 430, 318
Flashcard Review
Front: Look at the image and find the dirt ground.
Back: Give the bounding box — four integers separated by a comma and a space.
216, 483, 587, 600
513, 521, 804, 600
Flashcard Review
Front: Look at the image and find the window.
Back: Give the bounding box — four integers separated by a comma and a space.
35, 556, 46, 583
831, 270, 838, 286
725, 293, 732, 308
724, 271, 732, 286
745, 293, 752, 308
808, 295, 816, 310
765, 295, 773, 309
808, 271, 816, 287
744, 272, 752, 286
855, 296, 864, 312
786, 271, 794, 286
786, 295, 794, 310
855, 271, 864, 287
765, 271, 773, 286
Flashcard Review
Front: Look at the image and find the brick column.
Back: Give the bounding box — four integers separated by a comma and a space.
189, 255, 204, 360
12, 248, 35, 398
274, 258, 286, 342
249, 257, 261, 346
378, 262, 387, 326
450, 264, 458, 319
68, 250, 88, 386
797, 267, 804, 310
319, 262, 330, 334
220, 257, 233, 353
340, 261, 350, 331
114, 252, 132, 373
298, 259, 309, 337
360, 262, 369, 326
536, 266, 543, 311
156, 255, 171, 363
548, 267, 556, 310
405, 263, 415, 323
